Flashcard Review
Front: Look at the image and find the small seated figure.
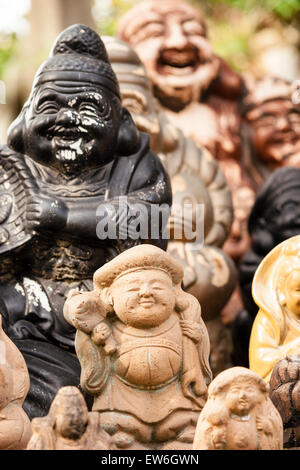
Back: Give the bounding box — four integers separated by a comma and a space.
193, 367, 283, 450
0, 315, 31, 450
270, 356, 300, 449
64, 244, 212, 450
0, 24, 171, 419
249, 235, 300, 381
27, 386, 113, 450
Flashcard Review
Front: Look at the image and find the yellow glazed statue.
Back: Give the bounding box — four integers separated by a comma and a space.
249, 235, 300, 381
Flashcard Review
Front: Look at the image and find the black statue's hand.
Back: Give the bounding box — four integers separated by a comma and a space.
26, 193, 68, 233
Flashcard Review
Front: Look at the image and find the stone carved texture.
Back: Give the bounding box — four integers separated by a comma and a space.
249, 236, 300, 382
104, 36, 236, 376
0, 315, 31, 449
270, 356, 300, 449
193, 367, 283, 450
27, 386, 113, 450
64, 244, 212, 450
0, 24, 172, 420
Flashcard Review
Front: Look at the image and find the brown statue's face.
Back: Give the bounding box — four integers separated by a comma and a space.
55, 404, 88, 440
24, 81, 120, 176
127, 6, 219, 105
225, 381, 261, 416
246, 99, 300, 166
110, 269, 175, 328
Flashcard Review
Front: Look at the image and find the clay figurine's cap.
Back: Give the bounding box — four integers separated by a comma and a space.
208, 366, 268, 396
94, 244, 183, 289
32, 24, 120, 98
243, 75, 293, 115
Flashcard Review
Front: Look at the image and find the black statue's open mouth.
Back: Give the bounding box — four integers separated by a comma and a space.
157, 47, 204, 76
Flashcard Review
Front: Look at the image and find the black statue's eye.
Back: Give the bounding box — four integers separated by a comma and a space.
79, 100, 111, 120
36, 101, 59, 114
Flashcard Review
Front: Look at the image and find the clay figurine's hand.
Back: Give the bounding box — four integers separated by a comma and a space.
64, 290, 107, 334
26, 193, 68, 233
91, 323, 111, 345
256, 416, 272, 435
180, 320, 203, 343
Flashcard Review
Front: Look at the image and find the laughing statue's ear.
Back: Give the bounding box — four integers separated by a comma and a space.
116, 107, 140, 156
7, 106, 27, 154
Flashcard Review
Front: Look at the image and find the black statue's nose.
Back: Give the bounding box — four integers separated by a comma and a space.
55, 108, 80, 126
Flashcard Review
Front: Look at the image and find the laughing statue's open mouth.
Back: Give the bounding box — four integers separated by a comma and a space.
157, 47, 203, 76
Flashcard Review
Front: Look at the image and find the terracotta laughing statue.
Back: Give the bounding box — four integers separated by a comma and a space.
64, 244, 212, 450
0, 25, 171, 419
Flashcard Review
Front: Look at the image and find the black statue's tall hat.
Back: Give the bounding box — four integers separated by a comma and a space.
32, 24, 121, 99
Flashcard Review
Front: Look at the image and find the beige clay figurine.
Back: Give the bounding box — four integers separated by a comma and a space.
193, 367, 283, 450
0, 315, 31, 449
64, 244, 212, 450
27, 386, 113, 450
249, 235, 300, 381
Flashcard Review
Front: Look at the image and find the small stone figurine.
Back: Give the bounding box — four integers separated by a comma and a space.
270, 356, 300, 449
249, 235, 300, 381
64, 244, 212, 450
27, 386, 113, 450
0, 315, 31, 449
193, 367, 283, 450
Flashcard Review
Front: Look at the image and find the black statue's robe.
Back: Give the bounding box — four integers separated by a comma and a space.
0, 133, 172, 419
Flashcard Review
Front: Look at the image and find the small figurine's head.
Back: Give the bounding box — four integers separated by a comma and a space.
50, 386, 89, 440
209, 367, 268, 417
0, 364, 13, 410
94, 244, 183, 329
7, 25, 140, 177
243, 76, 300, 167
118, 0, 220, 107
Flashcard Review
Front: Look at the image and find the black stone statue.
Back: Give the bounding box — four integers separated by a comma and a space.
0, 25, 171, 419
231, 166, 300, 367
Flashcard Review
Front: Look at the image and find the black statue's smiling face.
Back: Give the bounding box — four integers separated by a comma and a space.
24, 81, 121, 176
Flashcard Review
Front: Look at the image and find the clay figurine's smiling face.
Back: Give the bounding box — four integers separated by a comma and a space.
23, 81, 120, 176
123, 2, 219, 104
225, 381, 261, 416
55, 404, 88, 440
109, 269, 175, 328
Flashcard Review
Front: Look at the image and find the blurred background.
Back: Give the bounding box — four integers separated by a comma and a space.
0, 0, 299, 142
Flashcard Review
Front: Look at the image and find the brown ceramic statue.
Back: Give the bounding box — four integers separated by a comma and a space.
64, 244, 212, 450
27, 386, 113, 450
0, 315, 31, 449
104, 36, 237, 375
242, 76, 300, 190
249, 236, 300, 382
193, 367, 283, 450
270, 356, 300, 449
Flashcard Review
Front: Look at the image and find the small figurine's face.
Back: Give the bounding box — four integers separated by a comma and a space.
127, 5, 219, 104
110, 269, 175, 328
225, 381, 261, 416
246, 100, 300, 166
282, 269, 300, 317
23, 81, 120, 176
55, 405, 88, 440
